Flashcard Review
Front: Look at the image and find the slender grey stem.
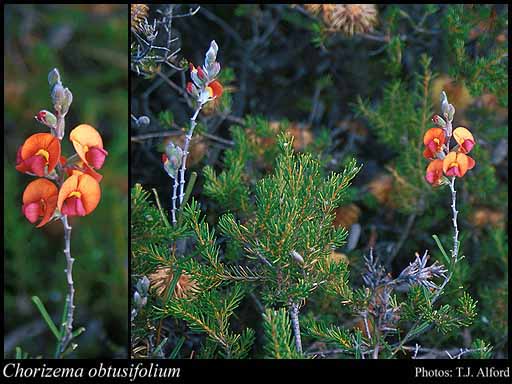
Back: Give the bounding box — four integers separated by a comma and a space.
289, 302, 302, 355
430, 175, 458, 305
178, 105, 203, 204
60, 215, 75, 354
171, 177, 179, 225
448, 176, 459, 261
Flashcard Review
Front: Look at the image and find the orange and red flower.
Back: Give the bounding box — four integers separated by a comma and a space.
69, 124, 108, 169
16, 133, 61, 177
452, 127, 475, 154
425, 159, 444, 186
423, 128, 446, 160
57, 173, 101, 217
205, 80, 223, 98
442, 152, 475, 178
21, 178, 58, 227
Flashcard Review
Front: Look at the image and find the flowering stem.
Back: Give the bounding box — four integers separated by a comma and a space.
178, 104, 203, 205
289, 302, 303, 355
448, 176, 459, 262
431, 175, 458, 305
60, 215, 75, 355
392, 176, 459, 356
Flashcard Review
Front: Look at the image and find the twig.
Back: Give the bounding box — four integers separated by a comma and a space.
392, 160, 461, 355
430, 176, 458, 305
179, 105, 203, 204
171, 176, 179, 225
289, 302, 303, 355
59, 215, 75, 354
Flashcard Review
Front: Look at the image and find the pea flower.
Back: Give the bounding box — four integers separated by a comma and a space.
422, 128, 446, 160
21, 178, 58, 227
57, 173, 101, 217
442, 152, 475, 178
69, 124, 108, 169
425, 159, 445, 187
452, 127, 475, 154
16, 133, 61, 177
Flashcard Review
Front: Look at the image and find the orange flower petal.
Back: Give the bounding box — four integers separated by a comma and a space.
423, 128, 445, 146
207, 80, 223, 98
425, 159, 444, 186
38, 194, 58, 227
22, 178, 58, 227
58, 173, 101, 216
466, 155, 476, 170
443, 152, 470, 177
69, 124, 104, 167
423, 147, 435, 160
453, 127, 475, 153
16, 133, 61, 175
57, 174, 80, 211
77, 173, 101, 214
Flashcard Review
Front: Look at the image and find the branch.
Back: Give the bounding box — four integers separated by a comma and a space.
59, 215, 75, 355
179, 105, 203, 204
289, 302, 303, 355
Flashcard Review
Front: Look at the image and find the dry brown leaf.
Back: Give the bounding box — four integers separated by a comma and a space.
148, 267, 198, 299
333, 203, 361, 229
470, 208, 505, 228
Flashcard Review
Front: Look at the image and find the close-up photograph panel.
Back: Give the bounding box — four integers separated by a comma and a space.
3, 4, 128, 359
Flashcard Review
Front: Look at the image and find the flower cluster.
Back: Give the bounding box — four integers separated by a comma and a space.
162, 40, 223, 182
17, 69, 108, 227
185, 40, 223, 105
424, 92, 476, 186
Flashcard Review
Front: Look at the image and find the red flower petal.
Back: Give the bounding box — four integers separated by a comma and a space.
61, 196, 87, 217
197, 66, 206, 80
186, 82, 194, 94
24, 155, 47, 177
22, 202, 41, 223
85, 146, 108, 169
461, 139, 474, 153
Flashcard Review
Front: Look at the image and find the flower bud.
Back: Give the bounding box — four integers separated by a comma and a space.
440, 91, 449, 115
206, 62, 221, 80
205, 40, 218, 66
432, 115, 446, 128
163, 142, 183, 179
51, 83, 66, 107
290, 250, 305, 265
137, 276, 150, 295
447, 104, 455, 122
48, 68, 61, 87
133, 291, 142, 306
35, 110, 57, 128
186, 82, 199, 98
